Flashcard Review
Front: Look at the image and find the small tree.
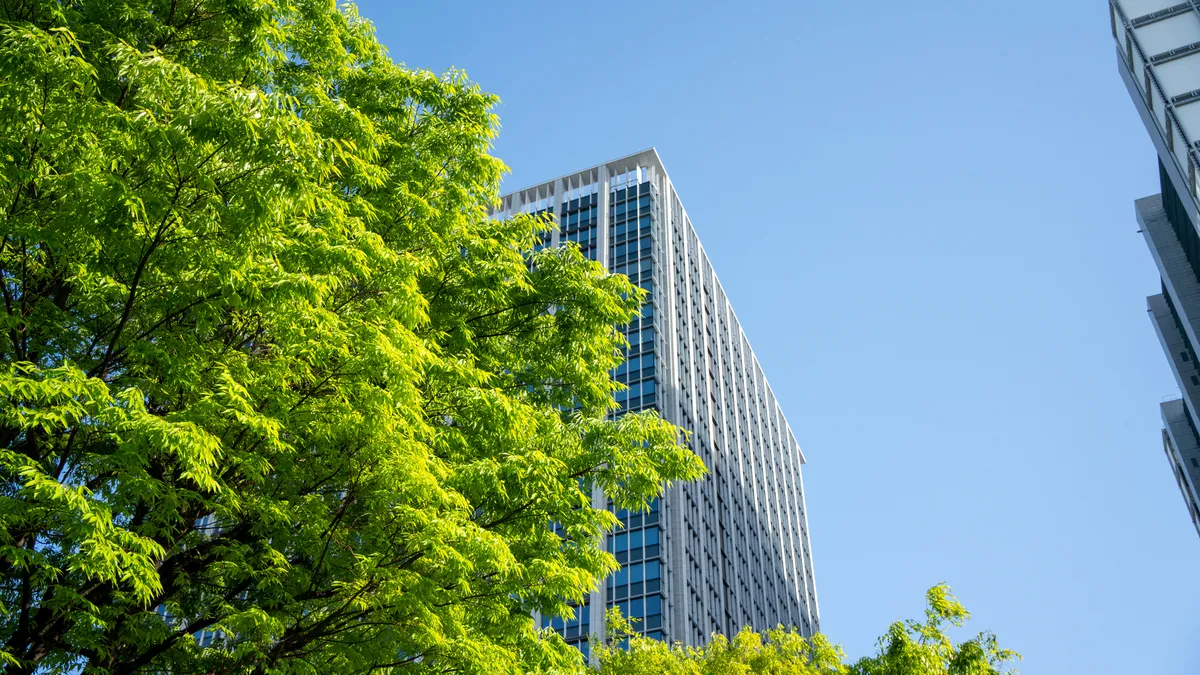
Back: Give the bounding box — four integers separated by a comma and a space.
0, 1, 703, 673
592, 585, 1020, 675
849, 585, 1019, 675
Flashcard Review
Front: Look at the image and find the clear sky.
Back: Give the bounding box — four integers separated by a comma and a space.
354, 1, 1200, 672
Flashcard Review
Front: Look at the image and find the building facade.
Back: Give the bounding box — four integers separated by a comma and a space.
1111, 0, 1200, 538
492, 150, 819, 653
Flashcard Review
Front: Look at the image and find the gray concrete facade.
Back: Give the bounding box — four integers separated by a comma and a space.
1161, 400, 1200, 535
1112, 0, 1200, 539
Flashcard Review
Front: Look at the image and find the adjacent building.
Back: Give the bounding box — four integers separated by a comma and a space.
491, 149, 819, 653
1111, 0, 1200, 537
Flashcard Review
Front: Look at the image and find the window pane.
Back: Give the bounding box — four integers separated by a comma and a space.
647, 594, 661, 615
643, 526, 662, 547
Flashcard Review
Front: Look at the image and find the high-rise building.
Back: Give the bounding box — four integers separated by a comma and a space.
491, 149, 819, 653
1111, 1, 1200, 538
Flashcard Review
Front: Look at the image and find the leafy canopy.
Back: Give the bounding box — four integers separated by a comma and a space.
0, 1, 703, 673
592, 585, 1020, 675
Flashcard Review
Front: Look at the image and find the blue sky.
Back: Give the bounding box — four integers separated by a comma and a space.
355, 1, 1200, 672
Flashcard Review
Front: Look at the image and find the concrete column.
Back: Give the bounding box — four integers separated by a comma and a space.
550, 178, 563, 248
668, 209, 694, 645
597, 166, 610, 269
589, 163, 613, 653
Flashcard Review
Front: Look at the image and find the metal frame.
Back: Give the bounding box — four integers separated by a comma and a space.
1132, 2, 1191, 27
1113, 1, 1200, 192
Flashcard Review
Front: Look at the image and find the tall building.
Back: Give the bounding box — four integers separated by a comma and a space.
1111, 0, 1200, 538
492, 149, 819, 653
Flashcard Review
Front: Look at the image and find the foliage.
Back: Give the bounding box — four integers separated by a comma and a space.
593, 609, 846, 675
849, 585, 1020, 675
0, 1, 704, 673
592, 585, 1020, 675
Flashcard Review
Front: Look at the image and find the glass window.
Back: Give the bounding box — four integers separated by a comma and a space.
615, 566, 629, 586
646, 528, 659, 546
646, 559, 660, 579
647, 594, 661, 615
615, 532, 628, 551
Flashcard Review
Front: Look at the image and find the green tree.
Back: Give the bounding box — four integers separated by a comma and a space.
592, 585, 1020, 675
0, 1, 703, 673
847, 585, 1019, 675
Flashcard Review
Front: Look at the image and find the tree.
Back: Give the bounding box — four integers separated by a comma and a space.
592, 585, 1020, 675
0, 1, 704, 673
848, 585, 1019, 675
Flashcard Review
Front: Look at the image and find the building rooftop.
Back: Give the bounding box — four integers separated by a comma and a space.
1113, 1, 1200, 192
